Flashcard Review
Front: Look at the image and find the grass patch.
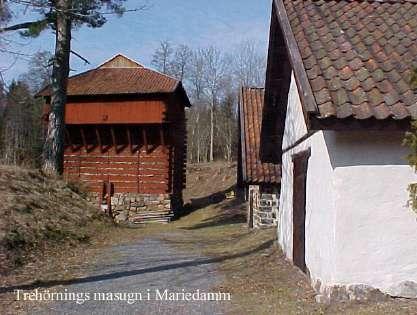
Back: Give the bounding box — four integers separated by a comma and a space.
0, 164, 112, 274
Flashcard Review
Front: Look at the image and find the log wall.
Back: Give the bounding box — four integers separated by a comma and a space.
64, 144, 172, 194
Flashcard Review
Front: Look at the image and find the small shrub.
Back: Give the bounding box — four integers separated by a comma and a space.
15, 205, 33, 214
43, 225, 72, 241
4, 229, 27, 250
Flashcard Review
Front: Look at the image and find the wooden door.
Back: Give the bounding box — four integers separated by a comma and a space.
292, 149, 311, 273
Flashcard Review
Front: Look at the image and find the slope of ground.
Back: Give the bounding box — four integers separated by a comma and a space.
184, 162, 237, 202
0, 165, 110, 275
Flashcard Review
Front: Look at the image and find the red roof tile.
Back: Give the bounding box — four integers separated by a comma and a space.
239, 87, 281, 184
38, 54, 181, 97
281, 0, 417, 120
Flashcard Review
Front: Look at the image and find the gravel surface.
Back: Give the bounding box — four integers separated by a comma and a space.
26, 238, 230, 315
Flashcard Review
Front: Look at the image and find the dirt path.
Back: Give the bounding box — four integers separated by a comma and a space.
25, 236, 229, 315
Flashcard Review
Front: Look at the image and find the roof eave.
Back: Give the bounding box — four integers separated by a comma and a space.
175, 82, 192, 108
309, 115, 412, 131
273, 0, 318, 117
238, 87, 248, 184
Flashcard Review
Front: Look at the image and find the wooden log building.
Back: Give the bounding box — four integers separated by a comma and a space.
38, 54, 190, 223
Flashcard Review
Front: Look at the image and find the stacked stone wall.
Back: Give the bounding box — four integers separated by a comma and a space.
248, 185, 279, 228
87, 192, 183, 223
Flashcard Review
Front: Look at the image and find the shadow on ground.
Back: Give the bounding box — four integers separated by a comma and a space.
179, 186, 247, 230
0, 238, 273, 294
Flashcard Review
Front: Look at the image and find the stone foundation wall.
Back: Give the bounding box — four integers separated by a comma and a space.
313, 279, 417, 303
313, 280, 389, 303
248, 185, 279, 228
87, 192, 183, 224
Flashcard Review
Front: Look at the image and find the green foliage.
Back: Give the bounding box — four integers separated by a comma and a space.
0, 81, 44, 167
5, 0, 128, 37
19, 19, 50, 37
404, 70, 417, 212
404, 120, 417, 171
4, 229, 27, 250
411, 68, 417, 88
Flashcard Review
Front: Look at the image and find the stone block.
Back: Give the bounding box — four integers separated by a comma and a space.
259, 200, 272, 207
114, 212, 128, 223
260, 218, 273, 225
259, 206, 273, 212
387, 281, 417, 299
260, 194, 273, 200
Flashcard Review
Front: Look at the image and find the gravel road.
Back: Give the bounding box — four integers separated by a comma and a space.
26, 238, 230, 315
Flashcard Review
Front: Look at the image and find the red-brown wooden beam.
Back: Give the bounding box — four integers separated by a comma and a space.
95, 127, 103, 153
80, 127, 88, 153
159, 126, 166, 152
106, 181, 112, 217
126, 127, 133, 153
110, 126, 118, 153
142, 127, 148, 153
65, 128, 74, 152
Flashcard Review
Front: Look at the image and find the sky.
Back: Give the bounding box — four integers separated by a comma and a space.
0, 0, 272, 83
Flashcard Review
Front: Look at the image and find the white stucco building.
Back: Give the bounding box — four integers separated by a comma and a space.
264, 0, 417, 301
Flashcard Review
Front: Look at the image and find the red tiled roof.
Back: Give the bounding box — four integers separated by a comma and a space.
282, 0, 417, 120
239, 87, 281, 184
37, 54, 181, 97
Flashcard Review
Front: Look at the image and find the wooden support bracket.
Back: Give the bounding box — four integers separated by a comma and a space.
142, 127, 148, 153
110, 126, 118, 153
95, 127, 103, 153
159, 126, 166, 152
126, 127, 133, 153
80, 127, 88, 153
65, 128, 74, 152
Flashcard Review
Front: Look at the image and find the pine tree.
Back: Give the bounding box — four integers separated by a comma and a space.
0, 81, 41, 166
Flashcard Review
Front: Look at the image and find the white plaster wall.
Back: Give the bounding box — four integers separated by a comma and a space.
279, 73, 417, 297
279, 73, 336, 286
326, 131, 417, 294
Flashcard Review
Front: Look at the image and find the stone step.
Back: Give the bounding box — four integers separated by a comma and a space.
130, 211, 174, 223
130, 211, 173, 217
131, 216, 172, 224
131, 214, 173, 221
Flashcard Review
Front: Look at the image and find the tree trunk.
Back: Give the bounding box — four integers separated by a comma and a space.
42, 0, 71, 175
209, 104, 214, 162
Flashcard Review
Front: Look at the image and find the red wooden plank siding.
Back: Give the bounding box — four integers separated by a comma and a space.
64, 145, 172, 194
65, 99, 167, 125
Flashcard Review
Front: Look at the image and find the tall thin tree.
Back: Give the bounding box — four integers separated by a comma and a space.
151, 40, 174, 75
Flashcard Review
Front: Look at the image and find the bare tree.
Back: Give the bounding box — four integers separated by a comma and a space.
150, 40, 259, 164
188, 49, 206, 102
170, 44, 192, 81
233, 40, 266, 87
0, 79, 5, 117
0, 1, 10, 25
20, 51, 53, 93
202, 46, 228, 162
151, 40, 174, 74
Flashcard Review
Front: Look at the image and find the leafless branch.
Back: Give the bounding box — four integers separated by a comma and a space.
0, 19, 48, 32
70, 50, 90, 64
